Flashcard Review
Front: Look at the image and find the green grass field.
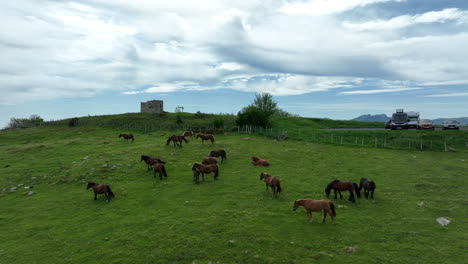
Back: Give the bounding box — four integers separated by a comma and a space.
1, 126, 467, 263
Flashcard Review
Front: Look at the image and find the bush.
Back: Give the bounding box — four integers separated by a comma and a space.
236, 105, 270, 127
6, 115, 44, 129
68, 118, 79, 127
213, 117, 224, 129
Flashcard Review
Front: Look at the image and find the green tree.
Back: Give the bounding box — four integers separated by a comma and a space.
253, 93, 278, 117
235, 93, 278, 127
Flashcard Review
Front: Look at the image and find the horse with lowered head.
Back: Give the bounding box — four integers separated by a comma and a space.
209, 149, 226, 162
325, 180, 361, 203
251, 156, 270, 166
119, 134, 134, 142
87, 182, 115, 201
166, 135, 188, 148
183, 131, 194, 138
293, 199, 336, 224
140, 155, 165, 171
260, 172, 282, 197
191, 162, 219, 183
196, 133, 215, 144
359, 177, 376, 199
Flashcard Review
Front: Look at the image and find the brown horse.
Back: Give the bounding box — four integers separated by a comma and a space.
259, 172, 282, 197
87, 182, 115, 201
293, 199, 336, 224
192, 168, 201, 184
359, 178, 376, 199
325, 180, 361, 203
202, 157, 218, 165
196, 133, 215, 144
119, 134, 134, 142
153, 163, 168, 180
251, 156, 270, 166
191, 162, 219, 182
183, 131, 194, 138
166, 135, 188, 148
140, 155, 166, 171
209, 149, 226, 162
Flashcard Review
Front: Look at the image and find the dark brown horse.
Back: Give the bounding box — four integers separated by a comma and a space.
196, 133, 215, 144
260, 172, 282, 197
153, 163, 168, 180
87, 182, 115, 201
251, 156, 270, 166
209, 149, 226, 162
202, 157, 218, 165
119, 134, 134, 142
192, 168, 201, 184
140, 155, 166, 171
325, 180, 361, 203
183, 131, 194, 138
359, 178, 376, 199
293, 199, 336, 224
191, 162, 219, 183
166, 135, 188, 148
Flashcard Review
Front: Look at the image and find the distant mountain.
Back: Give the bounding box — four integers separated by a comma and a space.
432, 117, 468, 125
352, 114, 389, 122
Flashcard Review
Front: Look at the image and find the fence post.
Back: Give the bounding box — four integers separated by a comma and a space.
384, 139, 387, 148
444, 142, 447, 152
375, 138, 377, 148
355, 137, 358, 145
362, 137, 364, 146
420, 139, 423, 151
430, 140, 433, 150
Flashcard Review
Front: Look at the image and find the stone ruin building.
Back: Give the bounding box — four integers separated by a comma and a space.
140, 100, 164, 113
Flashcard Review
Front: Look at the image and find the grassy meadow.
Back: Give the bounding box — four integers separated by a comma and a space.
1, 126, 467, 263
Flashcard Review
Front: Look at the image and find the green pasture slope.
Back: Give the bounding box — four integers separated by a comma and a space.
1, 126, 467, 264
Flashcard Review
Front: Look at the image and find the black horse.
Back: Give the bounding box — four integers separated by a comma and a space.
359, 178, 376, 198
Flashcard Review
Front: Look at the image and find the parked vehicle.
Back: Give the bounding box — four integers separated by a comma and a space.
390, 109, 408, 130
407, 111, 420, 129
418, 119, 434, 130
443, 120, 460, 130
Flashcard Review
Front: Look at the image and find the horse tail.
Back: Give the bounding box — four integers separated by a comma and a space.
166, 136, 171, 145
183, 137, 188, 143
107, 186, 115, 198
276, 182, 282, 193
162, 164, 168, 177
370, 181, 376, 191
329, 202, 336, 216
353, 183, 361, 198
214, 165, 219, 179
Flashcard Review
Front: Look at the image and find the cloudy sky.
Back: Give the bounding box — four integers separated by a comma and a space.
1, 0, 468, 127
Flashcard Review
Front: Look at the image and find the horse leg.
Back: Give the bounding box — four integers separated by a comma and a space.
322, 209, 327, 224
370, 190, 374, 199
338, 190, 343, 199
350, 191, 355, 203
159, 172, 163, 180
365, 189, 369, 198
333, 189, 337, 199
308, 210, 314, 223
266, 183, 269, 192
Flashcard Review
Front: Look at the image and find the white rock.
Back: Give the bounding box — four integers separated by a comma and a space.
436, 217, 450, 226
27, 191, 35, 196
417, 201, 425, 206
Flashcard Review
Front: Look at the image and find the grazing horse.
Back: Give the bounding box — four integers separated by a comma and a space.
202, 157, 218, 165
325, 180, 361, 203
183, 131, 194, 138
166, 135, 188, 148
251, 156, 270, 166
119, 134, 134, 142
87, 182, 115, 201
209, 149, 226, 162
259, 172, 282, 197
359, 177, 376, 199
191, 162, 219, 182
293, 199, 336, 224
196, 133, 215, 144
153, 163, 168, 180
192, 168, 201, 184
140, 155, 165, 171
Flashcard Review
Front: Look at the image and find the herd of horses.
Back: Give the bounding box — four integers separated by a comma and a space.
90, 130, 377, 224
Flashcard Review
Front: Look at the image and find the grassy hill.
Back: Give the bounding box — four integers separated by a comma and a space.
1, 126, 467, 263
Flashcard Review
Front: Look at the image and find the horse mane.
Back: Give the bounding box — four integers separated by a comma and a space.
251, 156, 259, 161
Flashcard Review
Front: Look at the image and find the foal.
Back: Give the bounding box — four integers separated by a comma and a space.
119, 134, 134, 142
153, 163, 168, 180
191, 163, 219, 182
87, 182, 115, 201
259, 172, 282, 197
293, 199, 336, 224
251, 156, 270, 166
359, 177, 376, 199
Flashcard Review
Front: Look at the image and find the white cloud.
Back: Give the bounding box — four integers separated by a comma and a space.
424, 92, 468, 97
344, 8, 466, 31
280, 0, 403, 15
340, 87, 422, 95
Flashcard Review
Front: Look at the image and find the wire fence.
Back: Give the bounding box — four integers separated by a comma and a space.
238, 125, 468, 152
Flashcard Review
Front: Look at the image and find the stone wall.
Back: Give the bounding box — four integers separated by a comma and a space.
141, 100, 164, 113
